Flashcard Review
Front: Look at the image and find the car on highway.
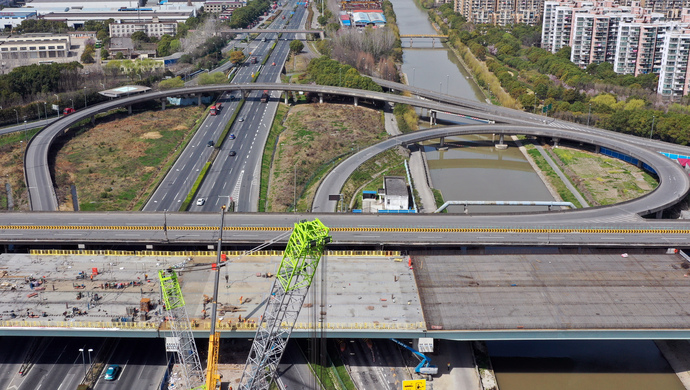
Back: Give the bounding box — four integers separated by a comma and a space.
272, 62, 276, 66
196, 198, 205, 206
229, 134, 236, 140
104, 364, 120, 381
229, 150, 237, 157
207, 140, 214, 147
238, 117, 244, 122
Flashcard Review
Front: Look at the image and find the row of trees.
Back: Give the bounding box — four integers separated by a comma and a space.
226, 0, 271, 28
0, 62, 83, 105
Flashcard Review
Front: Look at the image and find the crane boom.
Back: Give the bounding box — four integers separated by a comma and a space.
205, 205, 226, 390
390, 338, 438, 375
238, 218, 331, 390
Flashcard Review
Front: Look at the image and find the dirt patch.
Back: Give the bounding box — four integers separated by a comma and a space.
267, 103, 387, 212
53, 106, 205, 211
0, 131, 33, 210
141, 131, 163, 139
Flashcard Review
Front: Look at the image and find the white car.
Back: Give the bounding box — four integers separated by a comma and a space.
196, 198, 205, 206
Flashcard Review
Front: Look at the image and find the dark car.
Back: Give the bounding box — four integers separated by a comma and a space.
207, 140, 214, 147
229, 151, 237, 157
104, 364, 120, 381
229, 134, 236, 140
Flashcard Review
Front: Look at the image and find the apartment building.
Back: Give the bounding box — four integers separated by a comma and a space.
657, 23, 690, 97
109, 17, 178, 38
203, 0, 246, 13
454, 0, 543, 25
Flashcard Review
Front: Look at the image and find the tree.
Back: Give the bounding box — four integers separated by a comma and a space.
81, 45, 95, 64
198, 72, 227, 85
229, 50, 245, 65
289, 40, 304, 55
158, 77, 184, 90
131, 31, 149, 43
100, 48, 109, 60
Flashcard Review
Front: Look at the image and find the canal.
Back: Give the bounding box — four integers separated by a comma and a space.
389, 0, 685, 388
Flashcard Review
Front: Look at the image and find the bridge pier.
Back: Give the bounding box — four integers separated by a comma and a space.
318, 93, 323, 104
495, 134, 508, 150
284, 92, 288, 104
354, 96, 358, 107
637, 160, 643, 168
656, 210, 663, 219
161, 99, 166, 111
552, 137, 560, 147
429, 111, 437, 126
197, 95, 202, 106
439, 136, 445, 148
127, 105, 132, 115
595, 145, 600, 153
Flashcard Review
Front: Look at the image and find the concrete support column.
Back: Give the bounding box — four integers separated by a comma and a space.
284, 92, 288, 104
595, 145, 600, 154
318, 93, 323, 104
127, 105, 132, 115
439, 136, 445, 148
161, 99, 166, 110
429, 111, 436, 126
552, 137, 559, 147
354, 96, 358, 107
656, 210, 663, 219
637, 160, 643, 168
495, 134, 508, 150
197, 95, 202, 106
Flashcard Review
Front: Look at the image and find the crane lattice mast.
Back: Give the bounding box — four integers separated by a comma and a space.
238, 218, 331, 390
159, 268, 205, 389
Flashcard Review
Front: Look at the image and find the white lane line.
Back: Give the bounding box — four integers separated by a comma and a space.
418, 236, 440, 239
354, 235, 381, 238
537, 236, 565, 240
55, 234, 84, 236
600, 237, 625, 240
477, 236, 505, 239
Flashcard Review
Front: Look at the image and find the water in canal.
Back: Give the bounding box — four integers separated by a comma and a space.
390, 1, 686, 388
391, 0, 553, 213
487, 340, 685, 390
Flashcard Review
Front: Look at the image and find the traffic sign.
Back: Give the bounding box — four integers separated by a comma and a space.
542, 103, 552, 113
402, 379, 426, 390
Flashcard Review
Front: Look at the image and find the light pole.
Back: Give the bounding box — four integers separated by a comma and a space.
54, 94, 60, 118
84, 87, 88, 108
43, 102, 47, 119
36, 103, 41, 120
163, 209, 168, 241
446, 74, 449, 94
650, 115, 655, 139
87, 348, 93, 368
23, 119, 27, 146
12, 109, 18, 124
587, 103, 591, 126
293, 165, 296, 213
78, 348, 86, 379
70, 98, 74, 110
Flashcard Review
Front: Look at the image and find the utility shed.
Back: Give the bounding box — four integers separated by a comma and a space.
383, 176, 408, 210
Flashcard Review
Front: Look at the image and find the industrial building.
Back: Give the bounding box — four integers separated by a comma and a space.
0, 10, 38, 29
0, 33, 71, 61
203, 0, 246, 13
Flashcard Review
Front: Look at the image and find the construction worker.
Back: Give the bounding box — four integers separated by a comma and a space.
447, 362, 451, 372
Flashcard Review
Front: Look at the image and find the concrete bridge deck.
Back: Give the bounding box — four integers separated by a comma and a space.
4, 251, 690, 340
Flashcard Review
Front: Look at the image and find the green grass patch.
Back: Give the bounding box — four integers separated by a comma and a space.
259, 103, 289, 212
431, 188, 446, 212
526, 147, 582, 208
179, 161, 212, 211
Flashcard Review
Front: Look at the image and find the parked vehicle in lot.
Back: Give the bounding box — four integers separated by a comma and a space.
104, 364, 120, 381
196, 198, 205, 206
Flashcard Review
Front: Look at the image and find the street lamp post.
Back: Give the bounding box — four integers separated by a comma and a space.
587, 103, 592, 126
12, 109, 18, 124
412, 67, 415, 87
78, 348, 86, 379
43, 102, 47, 119
23, 119, 27, 147
650, 115, 656, 139
84, 87, 88, 108
36, 103, 41, 120
70, 99, 74, 110
87, 348, 93, 368
54, 94, 60, 118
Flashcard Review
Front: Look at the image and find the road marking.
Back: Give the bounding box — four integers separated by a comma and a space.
477, 236, 504, 239
600, 237, 625, 240
354, 235, 381, 238
537, 236, 565, 240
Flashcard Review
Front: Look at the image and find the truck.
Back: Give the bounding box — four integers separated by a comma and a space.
261, 90, 269, 103
390, 338, 438, 375
63, 107, 75, 116
250, 56, 257, 64
209, 105, 219, 115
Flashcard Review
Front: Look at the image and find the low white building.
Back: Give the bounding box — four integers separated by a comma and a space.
382, 176, 409, 211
